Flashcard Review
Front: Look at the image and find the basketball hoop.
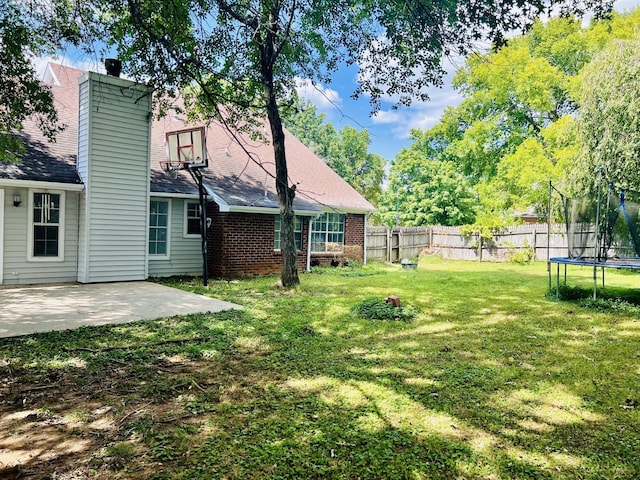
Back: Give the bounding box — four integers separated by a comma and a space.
160, 160, 186, 178
165, 127, 208, 169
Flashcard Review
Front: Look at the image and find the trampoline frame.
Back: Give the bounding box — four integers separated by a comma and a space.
547, 170, 640, 300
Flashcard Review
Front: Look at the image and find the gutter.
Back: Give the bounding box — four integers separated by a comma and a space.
150, 188, 323, 217
0, 179, 84, 191
150, 191, 203, 200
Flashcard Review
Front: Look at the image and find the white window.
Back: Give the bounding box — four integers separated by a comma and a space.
311, 213, 345, 253
274, 215, 302, 250
184, 201, 201, 237
28, 190, 65, 261
149, 200, 170, 257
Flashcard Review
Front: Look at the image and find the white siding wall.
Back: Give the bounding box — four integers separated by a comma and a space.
77, 80, 89, 184
0, 189, 3, 284
77, 80, 89, 280
77, 73, 151, 283
1, 187, 79, 285
148, 197, 203, 277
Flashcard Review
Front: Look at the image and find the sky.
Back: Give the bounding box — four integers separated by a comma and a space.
296, 0, 640, 161
38, 0, 640, 161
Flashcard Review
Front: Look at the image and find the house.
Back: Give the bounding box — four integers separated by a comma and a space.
0, 64, 375, 285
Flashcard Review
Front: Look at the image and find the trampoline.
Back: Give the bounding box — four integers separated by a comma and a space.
548, 170, 640, 299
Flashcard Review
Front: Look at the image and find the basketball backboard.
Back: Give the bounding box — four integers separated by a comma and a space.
165, 127, 208, 169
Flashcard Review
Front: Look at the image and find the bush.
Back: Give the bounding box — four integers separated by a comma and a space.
505, 239, 536, 264
352, 298, 417, 322
548, 287, 640, 314
546, 285, 591, 300
580, 298, 640, 315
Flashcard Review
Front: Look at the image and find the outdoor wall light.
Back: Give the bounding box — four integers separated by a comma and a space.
13, 194, 21, 207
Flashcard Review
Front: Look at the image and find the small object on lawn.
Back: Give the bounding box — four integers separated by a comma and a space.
385, 295, 401, 307
401, 258, 418, 270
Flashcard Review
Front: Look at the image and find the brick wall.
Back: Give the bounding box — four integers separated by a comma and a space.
206, 206, 366, 277
345, 214, 364, 261
311, 213, 365, 267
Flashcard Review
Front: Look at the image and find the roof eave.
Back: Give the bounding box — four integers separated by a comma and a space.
226, 205, 320, 216
0, 179, 84, 191
321, 206, 376, 215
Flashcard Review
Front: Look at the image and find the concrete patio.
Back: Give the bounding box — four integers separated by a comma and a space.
0, 281, 241, 338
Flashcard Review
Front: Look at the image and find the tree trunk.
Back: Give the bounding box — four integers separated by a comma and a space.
269, 104, 299, 287
261, 36, 299, 287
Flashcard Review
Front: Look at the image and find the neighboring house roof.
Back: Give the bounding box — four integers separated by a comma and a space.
2, 63, 375, 214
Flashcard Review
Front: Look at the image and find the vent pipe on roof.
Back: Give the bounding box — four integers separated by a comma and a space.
105, 58, 122, 77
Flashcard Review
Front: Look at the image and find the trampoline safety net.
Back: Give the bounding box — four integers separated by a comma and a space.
565, 189, 640, 261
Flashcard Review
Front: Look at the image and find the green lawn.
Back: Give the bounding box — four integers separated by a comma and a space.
1, 258, 640, 479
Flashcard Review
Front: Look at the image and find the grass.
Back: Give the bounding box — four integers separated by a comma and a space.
1, 257, 640, 479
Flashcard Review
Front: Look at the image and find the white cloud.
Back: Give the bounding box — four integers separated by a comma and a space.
295, 78, 342, 111
353, 47, 467, 141
371, 110, 402, 125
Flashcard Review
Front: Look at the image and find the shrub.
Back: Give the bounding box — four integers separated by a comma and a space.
580, 298, 640, 315
547, 285, 591, 300
352, 298, 417, 322
505, 239, 536, 264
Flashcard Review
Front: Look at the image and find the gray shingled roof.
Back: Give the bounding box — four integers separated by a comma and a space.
1, 132, 81, 185
1, 64, 82, 185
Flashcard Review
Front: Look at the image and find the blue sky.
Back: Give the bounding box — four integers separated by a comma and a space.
296, 0, 640, 161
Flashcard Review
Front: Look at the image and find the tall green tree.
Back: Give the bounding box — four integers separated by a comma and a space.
332, 126, 384, 206
285, 102, 384, 205
284, 99, 341, 161
90, 0, 611, 286
379, 150, 476, 227
399, 9, 640, 223
574, 39, 640, 192
449, 32, 573, 183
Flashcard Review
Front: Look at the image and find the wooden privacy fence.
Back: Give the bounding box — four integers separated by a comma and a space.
366, 224, 568, 262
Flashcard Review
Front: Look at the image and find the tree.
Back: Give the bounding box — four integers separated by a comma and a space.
90, 0, 612, 286
283, 99, 341, 161
484, 115, 578, 212
1, 0, 103, 163
284, 103, 385, 206
0, 2, 63, 163
400, 9, 640, 222
449, 33, 574, 183
285, 100, 385, 206
379, 150, 476, 227
574, 39, 640, 193
332, 127, 385, 207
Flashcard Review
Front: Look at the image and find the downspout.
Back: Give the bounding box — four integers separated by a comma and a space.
76, 191, 81, 282
306, 216, 313, 272
364, 213, 369, 265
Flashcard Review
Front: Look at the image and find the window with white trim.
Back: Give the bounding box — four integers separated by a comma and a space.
149, 200, 169, 256
274, 215, 302, 250
184, 202, 201, 236
29, 191, 65, 260
311, 213, 345, 253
